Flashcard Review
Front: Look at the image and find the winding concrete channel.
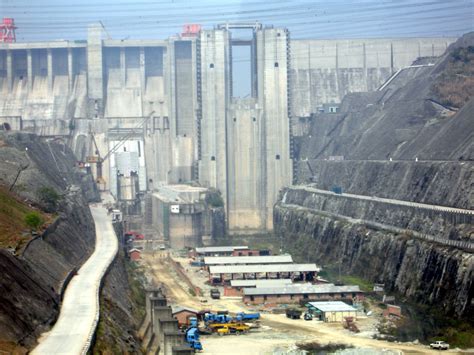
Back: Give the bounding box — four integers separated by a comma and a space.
32, 203, 118, 355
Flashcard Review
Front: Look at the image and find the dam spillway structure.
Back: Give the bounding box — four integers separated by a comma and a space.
0, 21, 455, 234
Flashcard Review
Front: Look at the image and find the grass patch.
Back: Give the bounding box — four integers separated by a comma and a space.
320, 267, 374, 292
125, 259, 146, 322
432, 45, 474, 109
0, 185, 51, 251
93, 300, 122, 355
428, 320, 474, 348
339, 275, 374, 292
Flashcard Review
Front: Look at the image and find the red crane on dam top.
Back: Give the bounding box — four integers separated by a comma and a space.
181, 24, 201, 37
0, 18, 17, 43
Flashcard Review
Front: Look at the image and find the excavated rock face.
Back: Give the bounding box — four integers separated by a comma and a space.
296, 34, 474, 163
282, 33, 474, 323
92, 222, 143, 353
296, 160, 474, 209
274, 203, 474, 318
0, 132, 99, 349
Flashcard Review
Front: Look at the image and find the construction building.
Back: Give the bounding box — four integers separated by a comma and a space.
203, 255, 293, 268
151, 184, 208, 249
192, 246, 249, 257
0, 21, 455, 234
224, 279, 293, 296
242, 283, 363, 305
171, 306, 200, 328
209, 263, 320, 284
306, 301, 358, 322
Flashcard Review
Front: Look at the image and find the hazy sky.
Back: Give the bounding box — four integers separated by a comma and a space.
1, 0, 473, 42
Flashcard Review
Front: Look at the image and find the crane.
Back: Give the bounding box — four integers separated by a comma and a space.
87, 117, 149, 190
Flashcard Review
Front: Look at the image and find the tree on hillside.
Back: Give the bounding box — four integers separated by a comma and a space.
25, 212, 44, 231
37, 186, 61, 212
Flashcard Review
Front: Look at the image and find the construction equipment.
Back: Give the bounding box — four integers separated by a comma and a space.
210, 288, 221, 299
204, 311, 259, 323
204, 313, 232, 323
184, 317, 203, 351
235, 312, 260, 321
343, 316, 360, 333
0, 18, 17, 43
209, 322, 250, 335
185, 328, 202, 350
286, 308, 302, 319
87, 117, 149, 190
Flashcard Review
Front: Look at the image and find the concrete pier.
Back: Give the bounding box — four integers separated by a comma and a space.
47, 48, 53, 90
6, 50, 12, 91
163, 331, 185, 355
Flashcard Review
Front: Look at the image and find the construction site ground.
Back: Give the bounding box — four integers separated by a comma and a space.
140, 251, 466, 354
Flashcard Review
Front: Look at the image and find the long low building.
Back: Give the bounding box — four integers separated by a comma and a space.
204, 255, 293, 266
209, 263, 320, 283
230, 279, 293, 288
194, 246, 248, 256
242, 283, 363, 304
224, 279, 293, 296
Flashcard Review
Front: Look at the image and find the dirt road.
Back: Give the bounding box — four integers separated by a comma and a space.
141, 252, 202, 309
140, 252, 464, 355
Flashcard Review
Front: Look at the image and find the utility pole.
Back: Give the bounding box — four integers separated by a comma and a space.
9, 163, 29, 191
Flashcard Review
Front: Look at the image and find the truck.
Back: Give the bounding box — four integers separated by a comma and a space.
430, 341, 449, 350
210, 288, 221, 299
204, 313, 232, 323
331, 186, 343, 194
185, 327, 203, 351
286, 309, 302, 319
214, 323, 250, 336
235, 312, 260, 321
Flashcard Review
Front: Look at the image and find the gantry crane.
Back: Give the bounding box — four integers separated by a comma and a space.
87, 117, 149, 190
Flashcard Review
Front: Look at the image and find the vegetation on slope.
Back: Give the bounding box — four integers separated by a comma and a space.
92, 256, 146, 354
433, 46, 474, 109
0, 185, 50, 251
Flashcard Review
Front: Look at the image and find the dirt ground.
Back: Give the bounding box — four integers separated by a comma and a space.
140, 252, 467, 355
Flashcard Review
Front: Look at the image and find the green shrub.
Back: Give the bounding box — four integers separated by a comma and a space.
38, 186, 60, 212
25, 212, 44, 230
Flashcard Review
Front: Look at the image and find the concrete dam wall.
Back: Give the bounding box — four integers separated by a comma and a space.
0, 24, 458, 233
290, 38, 455, 120
0, 36, 455, 131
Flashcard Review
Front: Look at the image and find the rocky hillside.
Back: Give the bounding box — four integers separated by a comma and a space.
295, 33, 474, 212
0, 132, 99, 352
275, 188, 473, 317
296, 33, 474, 163
276, 32, 474, 339
0, 132, 145, 353
92, 223, 145, 354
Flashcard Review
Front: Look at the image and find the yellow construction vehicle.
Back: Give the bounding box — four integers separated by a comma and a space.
209, 323, 250, 335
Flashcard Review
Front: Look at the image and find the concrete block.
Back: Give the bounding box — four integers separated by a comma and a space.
163, 331, 185, 355
152, 306, 173, 335
172, 345, 194, 355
